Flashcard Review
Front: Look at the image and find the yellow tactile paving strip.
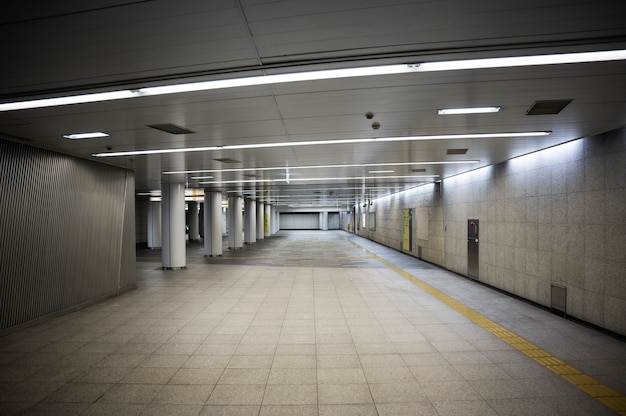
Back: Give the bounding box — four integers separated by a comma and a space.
348, 239, 626, 415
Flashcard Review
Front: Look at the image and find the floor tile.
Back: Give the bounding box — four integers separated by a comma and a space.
219, 369, 269, 385
431, 400, 499, 416
45, 382, 113, 403
317, 354, 361, 368
267, 368, 316, 385
122, 367, 178, 384
262, 384, 317, 405
184, 355, 230, 369
363, 366, 415, 383
208, 385, 265, 405
153, 384, 213, 404
170, 368, 224, 385
227, 356, 273, 369
376, 401, 439, 416
82, 402, 146, 416
100, 383, 162, 403
271, 355, 315, 369
199, 405, 259, 416
318, 384, 373, 404
317, 368, 366, 384
369, 383, 428, 403
319, 403, 378, 416
259, 404, 317, 416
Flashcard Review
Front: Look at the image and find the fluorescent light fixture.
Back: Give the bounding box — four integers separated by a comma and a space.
0, 90, 140, 112
369, 170, 395, 173
165, 160, 479, 175
93, 132, 549, 157
438, 107, 500, 115
413, 49, 626, 72
63, 132, 109, 139
137, 65, 416, 97
3, 49, 625, 112
199, 175, 438, 185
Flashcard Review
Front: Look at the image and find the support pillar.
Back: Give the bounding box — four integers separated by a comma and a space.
244, 199, 256, 244
147, 200, 162, 248
320, 211, 328, 231
256, 201, 265, 241
188, 201, 199, 241
204, 191, 223, 257
264, 204, 271, 238
161, 182, 186, 269
273, 208, 280, 234
228, 196, 243, 249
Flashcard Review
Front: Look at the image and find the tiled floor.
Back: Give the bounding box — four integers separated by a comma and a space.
1, 230, 624, 415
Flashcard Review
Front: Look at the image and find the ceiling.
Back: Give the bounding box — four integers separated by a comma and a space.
2, 0, 626, 209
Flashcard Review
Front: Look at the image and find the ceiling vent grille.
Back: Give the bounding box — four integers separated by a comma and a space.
410, 168, 426, 172
214, 158, 241, 164
146, 123, 195, 134
525, 99, 572, 115
447, 148, 468, 155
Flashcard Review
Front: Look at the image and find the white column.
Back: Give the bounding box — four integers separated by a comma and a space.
256, 201, 265, 241
273, 208, 280, 234
228, 196, 243, 249
264, 204, 272, 237
161, 182, 186, 269
147, 201, 162, 248
204, 191, 222, 257
244, 199, 256, 244
320, 211, 328, 231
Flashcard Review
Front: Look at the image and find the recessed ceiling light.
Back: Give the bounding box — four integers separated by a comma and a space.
438, 107, 500, 115
63, 132, 109, 139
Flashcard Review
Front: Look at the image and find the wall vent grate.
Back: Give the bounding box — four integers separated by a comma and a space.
551, 283, 567, 316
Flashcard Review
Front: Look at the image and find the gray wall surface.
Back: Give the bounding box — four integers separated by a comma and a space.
0, 138, 136, 333
280, 212, 321, 229
353, 126, 626, 336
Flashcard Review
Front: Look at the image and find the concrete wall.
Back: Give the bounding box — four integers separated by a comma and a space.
352, 126, 626, 335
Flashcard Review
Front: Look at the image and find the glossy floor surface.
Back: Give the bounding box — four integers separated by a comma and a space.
1, 230, 624, 415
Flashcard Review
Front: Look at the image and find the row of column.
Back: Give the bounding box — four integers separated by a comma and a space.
149, 185, 278, 269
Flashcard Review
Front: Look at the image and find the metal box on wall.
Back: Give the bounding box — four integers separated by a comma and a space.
467, 219, 479, 279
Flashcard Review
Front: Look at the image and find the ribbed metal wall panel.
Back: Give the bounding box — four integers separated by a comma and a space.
0, 137, 135, 332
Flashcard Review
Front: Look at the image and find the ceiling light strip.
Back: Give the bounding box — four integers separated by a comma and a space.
63, 132, 109, 139
164, 160, 479, 175
137, 65, 414, 96
414, 49, 626, 72
0, 90, 140, 112
94, 132, 549, 157
438, 107, 500, 115
2, 50, 625, 112
199, 175, 438, 185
